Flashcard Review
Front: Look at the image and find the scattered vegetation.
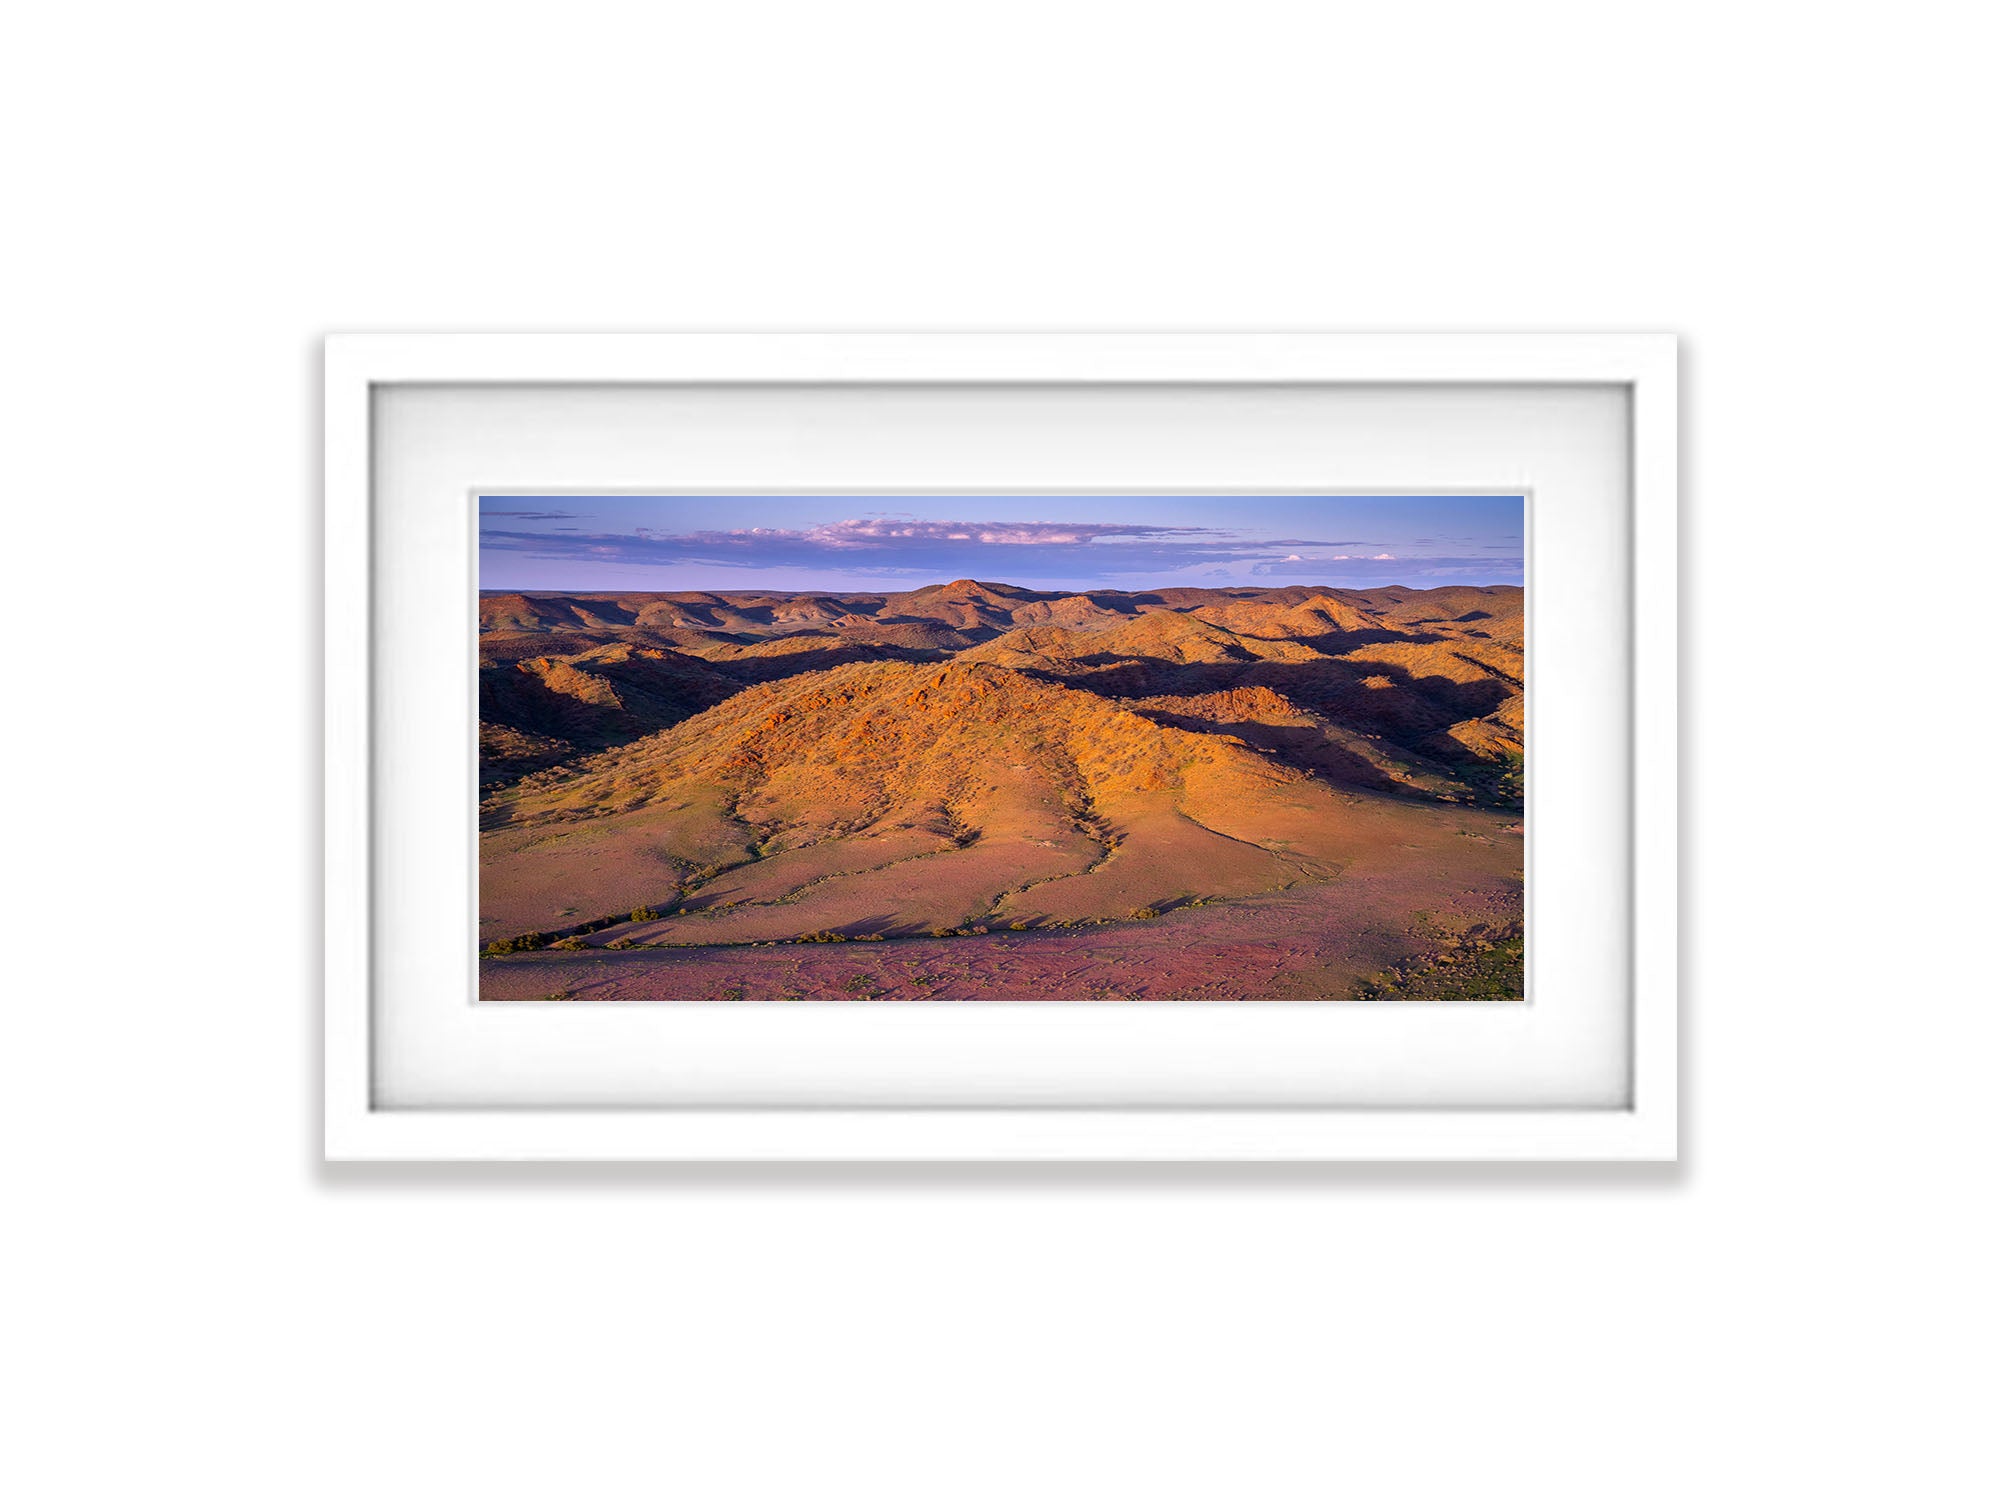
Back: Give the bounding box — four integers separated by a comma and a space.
1352, 925, 1524, 1002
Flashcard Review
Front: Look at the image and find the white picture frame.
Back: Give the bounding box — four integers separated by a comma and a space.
326, 332, 1676, 1161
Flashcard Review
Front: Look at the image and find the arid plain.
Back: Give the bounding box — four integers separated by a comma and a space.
478, 579, 1524, 1000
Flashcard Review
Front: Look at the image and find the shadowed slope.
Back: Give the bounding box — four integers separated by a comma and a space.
477, 643, 741, 787
478, 582, 1526, 795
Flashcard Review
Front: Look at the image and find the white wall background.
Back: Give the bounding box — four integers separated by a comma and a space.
7, 4, 1992, 1497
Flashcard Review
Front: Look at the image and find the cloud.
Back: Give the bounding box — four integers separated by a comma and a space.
479, 515, 1308, 582
480, 512, 1524, 588
791, 517, 1201, 548
482, 508, 586, 521
1250, 553, 1520, 581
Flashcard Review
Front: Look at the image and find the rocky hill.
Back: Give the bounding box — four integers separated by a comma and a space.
476, 582, 1526, 988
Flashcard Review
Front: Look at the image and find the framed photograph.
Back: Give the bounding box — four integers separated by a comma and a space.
326, 333, 1676, 1160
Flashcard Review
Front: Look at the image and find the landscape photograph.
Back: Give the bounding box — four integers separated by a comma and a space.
478, 494, 1525, 1001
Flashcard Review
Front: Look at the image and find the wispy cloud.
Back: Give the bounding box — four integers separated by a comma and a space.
482, 515, 1293, 582
479, 506, 1525, 589
1251, 554, 1516, 581
787, 518, 1202, 548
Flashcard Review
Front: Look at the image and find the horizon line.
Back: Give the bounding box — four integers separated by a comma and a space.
476, 578, 1525, 597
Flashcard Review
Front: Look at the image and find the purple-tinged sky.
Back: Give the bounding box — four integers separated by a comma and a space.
479, 494, 1523, 593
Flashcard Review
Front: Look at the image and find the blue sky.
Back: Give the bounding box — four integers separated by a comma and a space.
479, 494, 1524, 593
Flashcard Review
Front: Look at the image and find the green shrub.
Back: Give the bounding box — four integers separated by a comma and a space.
1129, 907, 1160, 921
630, 905, 660, 923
